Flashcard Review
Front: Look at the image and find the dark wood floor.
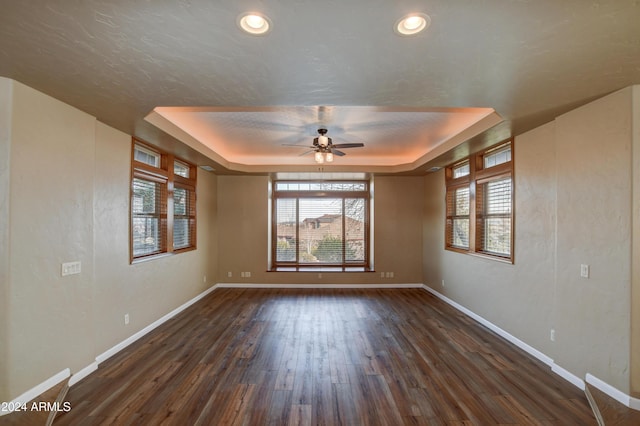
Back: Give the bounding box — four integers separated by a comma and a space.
587, 383, 640, 425
44, 288, 597, 425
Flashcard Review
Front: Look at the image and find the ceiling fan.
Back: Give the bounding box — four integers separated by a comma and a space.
286, 128, 365, 163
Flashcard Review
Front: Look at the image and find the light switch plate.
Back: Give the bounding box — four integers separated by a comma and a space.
62, 261, 81, 276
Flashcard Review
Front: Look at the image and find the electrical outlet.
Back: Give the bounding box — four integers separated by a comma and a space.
124, 314, 130, 325
246, 271, 251, 278
228, 271, 232, 278
580, 264, 590, 278
550, 329, 555, 342
442, 279, 445, 287
203, 275, 207, 283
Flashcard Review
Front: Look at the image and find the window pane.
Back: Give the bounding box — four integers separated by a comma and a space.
275, 199, 297, 262
453, 162, 470, 178
486, 178, 511, 214
455, 187, 469, 215
133, 178, 158, 214
484, 144, 511, 168
345, 198, 365, 262
132, 177, 164, 256
134, 144, 160, 168
299, 198, 342, 263
480, 177, 512, 255
452, 219, 469, 248
174, 160, 190, 178
484, 217, 511, 255
274, 181, 367, 192
132, 217, 160, 255
173, 187, 191, 249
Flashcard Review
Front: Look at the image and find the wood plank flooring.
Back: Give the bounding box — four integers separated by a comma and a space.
586, 383, 640, 425
48, 288, 595, 425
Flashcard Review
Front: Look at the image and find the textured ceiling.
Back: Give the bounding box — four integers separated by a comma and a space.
1, 1, 639, 174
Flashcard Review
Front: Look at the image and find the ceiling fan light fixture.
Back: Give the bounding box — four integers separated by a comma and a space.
237, 12, 272, 35
314, 152, 325, 164
318, 135, 329, 146
325, 152, 334, 163
395, 13, 430, 36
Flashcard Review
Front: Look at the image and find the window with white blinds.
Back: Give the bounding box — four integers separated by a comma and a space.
445, 140, 514, 262
132, 176, 167, 256
272, 181, 370, 270
131, 139, 197, 262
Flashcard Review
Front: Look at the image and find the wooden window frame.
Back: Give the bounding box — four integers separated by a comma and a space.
271, 180, 371, 271
444, 139, 514, 263
130, 138, 197, 263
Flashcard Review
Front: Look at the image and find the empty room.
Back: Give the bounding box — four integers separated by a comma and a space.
1, 1, 640, 424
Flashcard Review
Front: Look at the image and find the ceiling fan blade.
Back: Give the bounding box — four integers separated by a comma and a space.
332, 149, 346, 156
332, 143, 364, 148
299, 150, 315, 156
282, 144, 316, 148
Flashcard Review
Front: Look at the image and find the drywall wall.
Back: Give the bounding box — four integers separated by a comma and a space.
0, 78, 11, 402
92, 121, 218, 356
423, 86, 635, 393
633, 85, 640, 397
553, 87, 631, 392
2, 79, 218, 402
216, 175, 424, 285
423, 120, 558, 357
8, 80, 97, 399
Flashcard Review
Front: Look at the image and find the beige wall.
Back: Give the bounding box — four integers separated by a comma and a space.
632, 85, 640, 397
2, 79, 218, 402
0, 78, 12, 400
216, 175, 424, 285
423, 86, 637, 393
3, 75, 638, 403
554, 88, 632, 391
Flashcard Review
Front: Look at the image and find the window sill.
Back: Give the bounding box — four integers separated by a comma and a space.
269, 266, 373, 273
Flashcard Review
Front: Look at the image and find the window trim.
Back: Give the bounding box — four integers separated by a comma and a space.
444, 139, 514, 263
130, 138, 197, 263
270, 179, 371, 271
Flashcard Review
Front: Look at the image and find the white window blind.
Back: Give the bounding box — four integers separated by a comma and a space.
132, 177, 166, 256
478, 177, 512, 256
446, 186, 470, 249
273, 181, 369, 269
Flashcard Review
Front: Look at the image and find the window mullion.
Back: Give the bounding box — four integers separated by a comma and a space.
469, 158, 477, 253
166, 154, 175, 253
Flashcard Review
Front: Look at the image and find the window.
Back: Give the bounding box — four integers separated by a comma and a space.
130, 139, 197, 262
445, 140, 514, 262
272, 180, 370, 270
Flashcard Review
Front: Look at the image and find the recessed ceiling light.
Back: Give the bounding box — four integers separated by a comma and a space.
237, 12, 272, 36
395, 13, 431, 36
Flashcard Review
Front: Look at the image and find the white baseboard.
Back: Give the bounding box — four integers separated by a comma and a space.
216, 282, 424, 289
421, 284, 640, 410
1, 368, 70, 416
586, 373, 640, 410
68, 362, 98, 387
552, 364, 585, 390
420, 284, 554, 367
1, 284, 220, 415
95, 284, 218, 364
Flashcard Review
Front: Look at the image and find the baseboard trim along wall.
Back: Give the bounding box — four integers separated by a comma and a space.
2, 284, 219, 415
95, 284, 218, 365
216, 282, 425, 289
586, 373, 640, 410
422, 283, 639, 411
1, 369, 70, 416
6, 282, 638, 414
